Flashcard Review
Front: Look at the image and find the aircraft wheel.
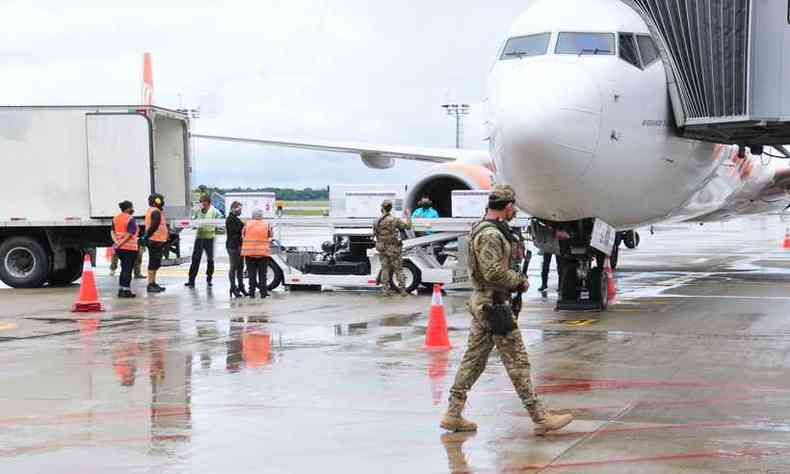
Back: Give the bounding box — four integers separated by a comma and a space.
559, 258, 580, 301
589, 266, 609, 311
624, 231, 638, 249
610, 243, 619, 271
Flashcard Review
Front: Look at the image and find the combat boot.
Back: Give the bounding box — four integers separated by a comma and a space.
440, 397, 477, 432
528, 401, 573, 436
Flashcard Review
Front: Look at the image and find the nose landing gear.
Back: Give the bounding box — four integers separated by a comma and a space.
530, 218, 615, 312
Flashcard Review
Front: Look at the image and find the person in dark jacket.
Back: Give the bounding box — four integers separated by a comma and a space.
226, 201, 247, 298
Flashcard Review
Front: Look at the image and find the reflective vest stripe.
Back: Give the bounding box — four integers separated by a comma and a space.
145, 207, 169, 242
113, 213, 139, 251
241, 221, 271, 257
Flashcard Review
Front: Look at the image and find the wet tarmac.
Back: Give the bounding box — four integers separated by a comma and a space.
2, 217, 790, 472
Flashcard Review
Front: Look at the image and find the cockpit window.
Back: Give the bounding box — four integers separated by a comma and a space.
555, 32, 614, 55
500, 33, 551, 60
619, 33, 641, 68
637, 35, 659, 66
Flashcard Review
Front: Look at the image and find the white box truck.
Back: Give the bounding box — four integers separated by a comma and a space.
223, 192, 277, 219
0, 106, 192, 288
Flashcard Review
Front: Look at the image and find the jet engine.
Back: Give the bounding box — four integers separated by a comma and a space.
405, 163, 493, 217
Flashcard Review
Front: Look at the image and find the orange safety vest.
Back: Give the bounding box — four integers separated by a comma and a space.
145, 207, 169, 243
112, 213, 139, 251
241, 220, 272, 257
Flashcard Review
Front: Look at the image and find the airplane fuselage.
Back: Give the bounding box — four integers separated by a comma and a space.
486, 0, 787, 230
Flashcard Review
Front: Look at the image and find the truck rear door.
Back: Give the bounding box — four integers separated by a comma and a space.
86, 113, 152, 218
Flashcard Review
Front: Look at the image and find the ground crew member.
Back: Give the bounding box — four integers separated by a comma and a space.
144, 193, 168, 294
241, 209, 272, 299
411, 197, 440, 219
226, 200, 247, 298
186, 194, 222, 288
112, 200, 139, 298
538, 251, 561, 295
412, 196, 440, 237
110, 228, 145, 279
373, 200, 412, 296
441, 185, 573, 435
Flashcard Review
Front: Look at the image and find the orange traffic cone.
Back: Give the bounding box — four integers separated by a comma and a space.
605, 258, 617, 303
783, 228, 790, 249
423, 284, 451, 351
73, 254, 103, 312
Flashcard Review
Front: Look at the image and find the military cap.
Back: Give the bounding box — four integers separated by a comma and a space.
488, 184, 516, 204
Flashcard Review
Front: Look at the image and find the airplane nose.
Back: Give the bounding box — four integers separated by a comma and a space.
492, 61, 602, 193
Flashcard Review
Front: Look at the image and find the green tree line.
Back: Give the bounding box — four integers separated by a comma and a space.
196, 185, 329, 201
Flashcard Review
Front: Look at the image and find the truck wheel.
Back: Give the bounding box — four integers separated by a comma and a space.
49, 248, 84, 286
265, 262, 284, 291
589, 267, 609, 311
393, 260, 421, 294
0, 236, 51, 288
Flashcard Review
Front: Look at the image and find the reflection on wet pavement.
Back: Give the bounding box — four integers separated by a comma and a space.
2, 218, 790, 472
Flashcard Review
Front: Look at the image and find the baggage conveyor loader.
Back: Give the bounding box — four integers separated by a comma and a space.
174, 217, 532, 292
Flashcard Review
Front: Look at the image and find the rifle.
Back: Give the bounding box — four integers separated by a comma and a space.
511, 248, 532, 318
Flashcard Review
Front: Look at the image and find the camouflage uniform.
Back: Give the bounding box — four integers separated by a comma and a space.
447, 186, 547, 421
374, 201, 412, 295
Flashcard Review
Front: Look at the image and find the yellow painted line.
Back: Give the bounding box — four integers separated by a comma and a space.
562, 319, 598, 327
0, 322, 18, 331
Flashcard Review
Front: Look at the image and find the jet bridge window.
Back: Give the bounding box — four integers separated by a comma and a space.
555, 32, 614, 55
618, 33, 641, 68
500, 33, 551, 60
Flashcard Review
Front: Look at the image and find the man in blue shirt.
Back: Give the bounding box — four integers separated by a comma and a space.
411, 197, 440, 220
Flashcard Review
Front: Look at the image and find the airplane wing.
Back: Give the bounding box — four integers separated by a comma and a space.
191, 133, 490, 169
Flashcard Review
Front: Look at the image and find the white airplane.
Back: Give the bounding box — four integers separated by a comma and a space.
194, 0, 790, 310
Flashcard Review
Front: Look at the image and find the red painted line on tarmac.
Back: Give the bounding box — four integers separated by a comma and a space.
538, 375, 790, 393
506, 446, 790, 472
498, 419, 772, 442
569, 394, 760, 413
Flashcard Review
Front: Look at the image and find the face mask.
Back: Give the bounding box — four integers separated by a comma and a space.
234, 208, 242, 216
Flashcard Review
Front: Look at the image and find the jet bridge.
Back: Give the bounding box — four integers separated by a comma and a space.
622, 0, 790, 148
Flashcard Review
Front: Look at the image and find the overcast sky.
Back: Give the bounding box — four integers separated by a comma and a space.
0, 1, 531, 189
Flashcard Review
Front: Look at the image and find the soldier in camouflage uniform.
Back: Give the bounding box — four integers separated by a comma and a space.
374, 200, 412, 296
440, 185, 573, 435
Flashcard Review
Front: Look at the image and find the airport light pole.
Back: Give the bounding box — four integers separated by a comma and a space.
442, 103, 471, 149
